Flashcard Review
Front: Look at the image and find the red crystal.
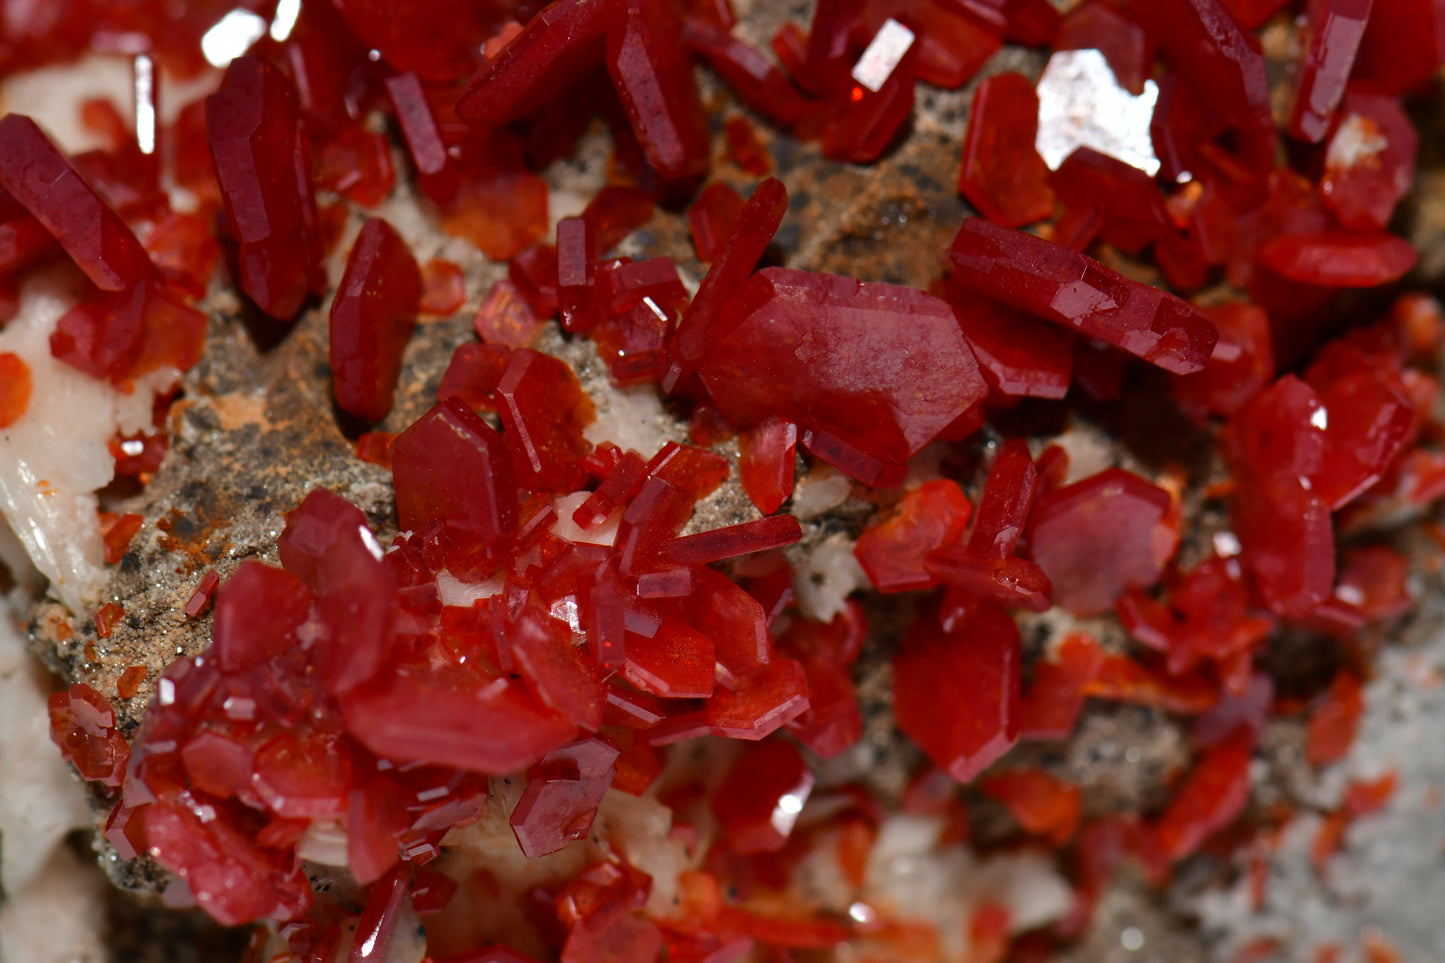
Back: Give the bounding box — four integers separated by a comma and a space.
622, 617, 715, 698
252, 731, 352, 819
556, 216, 597, 333
894, 603, 1020, 782
666, 514, 803, 565
737, 417, 798, 515
980, 768, 1081, 844
958, 73, 1054, 228
0, 115, 156, 293
582, 186, 656, 253
1320, 92, 1417, 231
819, 67, 916, 165
0, 352, 30, 428
510, 607, 606, 732
691, 568, 773, 681
1350, 0, 1445, 95
94, 600, 124, 638
48, 683, 130, 789
952, 292, 1075, 399
385, 72, 455, 188
687, 182, 745, 264
1171, 302, 1276, 421
667, 177, 788, 391
1257, 232, 1417, 287
724, 116, 771, 174
330, 217, 422, 422
420, 260, 467, 316
1017, 632, 1104, 740
949, 218, 1219, 374
211, 561, 312, 673
1287, 0, 1373, 142
342, 663, 575, 773
855, 479, 973, 592
1136, 0, 1272, 134
707, 658, 811, 739
697, 267, 988, 475
391, 399, 518, 568
1054, 2, 1151, 93
206, 52, 325, 319
682, 20, 812, 129
475, 279, 546, 348
184, 569, 221, 618
99, 512, 142, 564
511, 737, 620, 857
711, 740, 815, 853
1305, 670, 1363, 766
457, 0, 614, 127
1028, 468, 1175, 616
606, 0, 711, 181
1152, 728, 1253, 861
496, 348, 597, 492
865, 0, 1002, 90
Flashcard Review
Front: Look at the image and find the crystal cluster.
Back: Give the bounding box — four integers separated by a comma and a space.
5, 0, 1440, 959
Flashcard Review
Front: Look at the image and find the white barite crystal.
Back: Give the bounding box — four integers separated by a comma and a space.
1035, 49, 1162, 177
0, 600, 92, 898
0, 272, 180, 613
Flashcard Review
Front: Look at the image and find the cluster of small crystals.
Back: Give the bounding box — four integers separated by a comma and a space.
11, 0, 1445, 959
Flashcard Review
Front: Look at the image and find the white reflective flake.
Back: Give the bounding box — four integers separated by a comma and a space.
201, 9, 269, 68
1036, 49, 1161, 177
852, 19, 915, 94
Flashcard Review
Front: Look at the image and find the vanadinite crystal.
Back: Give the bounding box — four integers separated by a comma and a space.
13, 0, 1445, 958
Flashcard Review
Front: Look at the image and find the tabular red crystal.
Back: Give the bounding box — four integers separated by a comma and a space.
206, 52, 325, 320
690, 568, 773, 681
1054, 2, 1151, 93
928, 554, 1053, 612
497, 348, 596, 492
981, 768, 1081, 845
342, 663, 576, 773
1134, 0, 1272, 134
94, 601, 124, 638
1017, 632, 1103, 740
1320, 93, 1418, 231
731, 419, 799, 519
456, 0, 611, 125
698, 267, 988, 474
819, 67, 916, 165
865, 0, 1003, 90
682, 20, 812, 129
140, 796, 314, 926
184, 569, 221, 618
1288, 0, 1373, 142
1028, 469, 1175, 616
1313, 370, 1413, 509
1085, 653, 1220, 714
969, 439, 1037, 559
711, 740, 815, 854
439, 343, 510, 413
949, 218, 1218, 374
854, 480, 972, 592
1171, 302, 1275, 421
392, 399, 518, 566
958, 73, 1054, 229
511, 737, 620, 857
623, 617, 715, 698
1051, 148, 1172, 253
725, 116, 771, 174
606, 0, 711, 181
1350, 0, 1445, 95
556, 216, 597, 333
1257, 232, 1417, 287
687, 182, 745, 263
1152, 728, 1253, 861
666, 514, 803, 565
476, 279, 546, 348
667, 177, 787, 391
251, 731, 352, 819
48, 683, 131, 789
894, 604, 1020, 783
330, 217, 422, 422
211, 561, 312, 673
582, 185, 656, 253
510, 606, 606, 732
436, 139, 551, 262
385, 72, 454, 186
0, 115, 156, 293
707, 658, 811, 739
1305, 670, 1364, 766
951, 292, 1074, 399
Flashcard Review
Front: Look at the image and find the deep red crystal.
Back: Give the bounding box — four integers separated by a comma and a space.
958, 73, 1054, 228
711, 740, 815, 853
330, 217, 422, 422
48, 683, 131, 789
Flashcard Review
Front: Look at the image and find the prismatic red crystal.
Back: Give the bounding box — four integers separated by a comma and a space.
1257, 232, 1417, 287
949, 218, 1219, 374
951, 291, 1075, 399
697, 267, 988, 478
1287, 0, 1373, 143
1152, 728, 1253, 861
981, 768, 1082, 844
330, 217, 422, 422
1054, 2, 1151, 93
687, 182, 744, 264
0, 115, 156, 292
206, 52, 325, 319
894, 603, 1020, 782
958, 73, 1054, 228
1320, 92, 1417, 231
737, 416, 798, 514
606, 0, 711, 181
510, 737, 620, 858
